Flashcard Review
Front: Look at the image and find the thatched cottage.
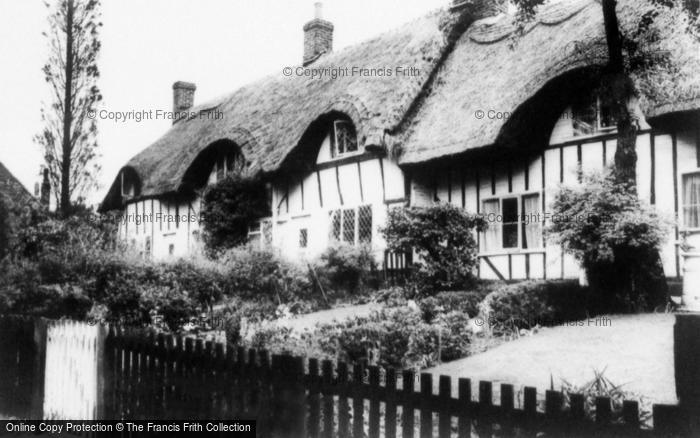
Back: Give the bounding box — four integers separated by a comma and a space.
101, 0, 700, 281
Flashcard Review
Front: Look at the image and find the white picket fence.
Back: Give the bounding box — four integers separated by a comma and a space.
43, 320, 101, 420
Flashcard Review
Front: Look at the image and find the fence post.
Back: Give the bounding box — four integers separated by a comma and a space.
31, 318, 48, 419
95, 324, 107, 421
674, 313, 700, 434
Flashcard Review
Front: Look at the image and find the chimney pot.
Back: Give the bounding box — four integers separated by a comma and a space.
303, 2, 333, 66
40, 168, 50, 207
172, 81, 196, 124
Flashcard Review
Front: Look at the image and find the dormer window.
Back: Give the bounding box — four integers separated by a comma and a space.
121, 172, 134, 197
332, 120, 358, 157
210, 150, 245, 184
572, 94, 616, 137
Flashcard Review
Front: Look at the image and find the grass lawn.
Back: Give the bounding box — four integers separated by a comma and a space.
426, 313, 676, 404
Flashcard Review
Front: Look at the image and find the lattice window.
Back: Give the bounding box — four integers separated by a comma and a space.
333, 120, 358, 156
330, 210, 341, 241
299, 228, 308, 248
329, 205, 373, 246
342, 209, 356, 243
358, 205, 372, 243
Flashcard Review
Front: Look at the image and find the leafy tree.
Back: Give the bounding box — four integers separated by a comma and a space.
381, 203, 487, 292
547, 171, 670, 311
200, 174, 270, 254
35, 0, 103, 215
509, 0, 697, 300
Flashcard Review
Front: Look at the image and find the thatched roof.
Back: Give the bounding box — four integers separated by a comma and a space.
101, 7, 476, 210
0, 162, 32, 206
102, 0, 700, 208
398, 0, 700, 165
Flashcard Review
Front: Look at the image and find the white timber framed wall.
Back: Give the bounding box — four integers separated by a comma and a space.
412, 122, 700, 281
117, 197, 203, 260
267, 118, 406, 264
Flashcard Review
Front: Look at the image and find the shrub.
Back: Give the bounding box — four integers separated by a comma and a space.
479, 280, 590, 336
312, 243, 377, 296
317, 307, 472, 369
316, 308, 420, 368
0, 259, 91, 319
372, 287, 410, 307
561, 369, 652, 427
200, 174, 270, 255
432, 287, 495, 318
547, 171, 670, 311
381, 203, 487, 292
406, 311, 472, 366
220, 246, 312, 303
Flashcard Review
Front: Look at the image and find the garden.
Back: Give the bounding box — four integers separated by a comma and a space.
0, 170, 674, 409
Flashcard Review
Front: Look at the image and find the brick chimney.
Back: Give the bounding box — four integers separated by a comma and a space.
40, 168, 50, 207
303, 2, 333, 66
172, 81, 196, 124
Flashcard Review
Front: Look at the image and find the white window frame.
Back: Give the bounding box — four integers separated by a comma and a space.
570, 95, 617, 140
480, 191, 543, 254
682, 171, 700, 232
332, 120, 360, 158
328, 204, 372, 246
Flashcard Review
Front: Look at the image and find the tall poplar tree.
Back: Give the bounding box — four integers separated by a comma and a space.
36, 0, 102, 215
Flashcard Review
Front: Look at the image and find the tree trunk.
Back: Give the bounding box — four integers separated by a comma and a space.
60, 0, 75, 216
602, 0, 668, 307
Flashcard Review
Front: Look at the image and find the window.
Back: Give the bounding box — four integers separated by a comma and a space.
120, 172, 133, 197
342, 209, 356, 243
502, 198, 518, 248
332, 120, 358, 157
248, 221, 262, 246
168, 244, 175, 256
358, 205, 372, 243
248, 219, 273, 248
299, 228, 308, 248
329, 205, 373, 245
572, 94, 616, 137
522, 194, 542, 249
683, 173, 700, 228
482, 200, 500, 251
481, 194, 542, 252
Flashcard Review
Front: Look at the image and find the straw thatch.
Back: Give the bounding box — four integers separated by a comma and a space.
101, 8, 474, 210
0, 162, 32, 206
102, 0, 700, 209
398, 0, 700, 164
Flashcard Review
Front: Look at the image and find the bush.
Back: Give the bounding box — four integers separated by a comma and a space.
200, 174, 270, 255
381, 203, 487, 293
0, 259, 92, 319
316, 307, 471, 369
407, 311, 472, 366
547, 171, 670, 311
372, 287, 410, 307
432, 287, 495, 318
220, 246, 313, 303
479, 280, 590, 336
312, 243, 377, 296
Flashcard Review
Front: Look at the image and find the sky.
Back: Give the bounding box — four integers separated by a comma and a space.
0, 0, 447, 206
